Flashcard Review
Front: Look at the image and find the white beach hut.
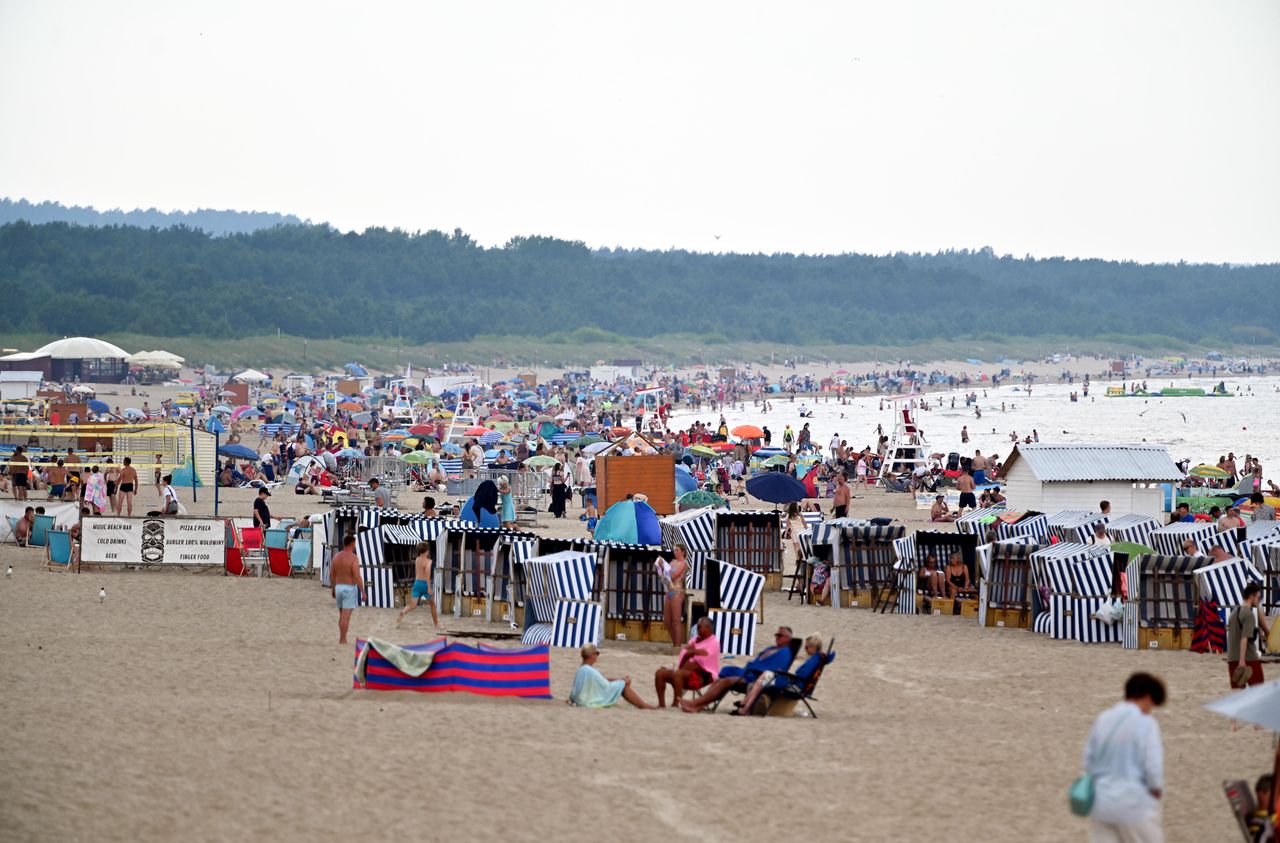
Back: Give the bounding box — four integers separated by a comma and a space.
998, 444, 1182, 519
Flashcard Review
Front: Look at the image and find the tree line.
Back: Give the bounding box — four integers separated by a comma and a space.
0, 218, 1276, 347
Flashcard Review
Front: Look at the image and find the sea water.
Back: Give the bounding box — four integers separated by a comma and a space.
666, 375, 1280, 471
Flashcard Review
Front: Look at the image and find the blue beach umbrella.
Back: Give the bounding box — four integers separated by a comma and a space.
674, 464, 698, 495
218, 443, 260, 460
746, 472, 808, 505
593, 500, 662, 545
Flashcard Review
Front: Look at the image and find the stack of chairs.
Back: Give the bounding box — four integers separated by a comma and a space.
519, 550, 602, 648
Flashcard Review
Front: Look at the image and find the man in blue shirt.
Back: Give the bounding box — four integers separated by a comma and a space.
677, 626, 794, 713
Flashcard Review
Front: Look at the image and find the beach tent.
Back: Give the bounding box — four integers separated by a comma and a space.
594, 500, 661, 546
170, 456, 203, 488
232, 369, 271, 383
353, 638, 551, 698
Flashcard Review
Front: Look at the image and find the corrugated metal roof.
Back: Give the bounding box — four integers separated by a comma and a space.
1002, 443, 1182, 482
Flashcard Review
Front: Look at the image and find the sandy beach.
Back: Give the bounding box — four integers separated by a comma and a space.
0, 477, 1268, 843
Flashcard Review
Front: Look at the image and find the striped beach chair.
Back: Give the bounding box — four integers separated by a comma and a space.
714, 510, 782, 582
1122, 554, 1207, 649
977, 540, 1039, 629
1253, 541, 1280, 618
821, 521, 906, 610
1104, 513, 1160, 546
588, 539, 664, 635
1033, 543, 1121, 643
1150, 521, 1217, 556
659, 508, 718, 592
1045, 510, 1107, 545
1195, 557, 1263, 609
520, 550, 602, 648
995, 512, 1050, 544
706, 559, 765, 657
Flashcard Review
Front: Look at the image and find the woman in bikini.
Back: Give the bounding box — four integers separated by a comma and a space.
945, 552, 976, 598
658, 543, 689, 648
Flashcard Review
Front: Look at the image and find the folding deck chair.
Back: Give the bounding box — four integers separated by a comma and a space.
712, 638, 802, 712
264, 528, 292, 577
223, 521, 253, 577
752, 639, 836, 718
29, 514, 55, 548
43, 529, 74, 572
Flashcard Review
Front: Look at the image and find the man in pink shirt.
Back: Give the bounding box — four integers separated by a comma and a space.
654, 616, 721, 708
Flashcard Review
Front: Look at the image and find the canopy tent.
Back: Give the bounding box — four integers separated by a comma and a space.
233, 369, 271, 383
33, 336, 130, 359
125, 352, 181, 370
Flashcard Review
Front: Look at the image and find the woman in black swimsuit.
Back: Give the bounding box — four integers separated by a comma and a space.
945, 552, 975, 599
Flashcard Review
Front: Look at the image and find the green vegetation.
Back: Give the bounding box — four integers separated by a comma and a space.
1, 215, 1278, 371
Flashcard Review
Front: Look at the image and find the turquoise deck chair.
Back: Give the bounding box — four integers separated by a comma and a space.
44, 529, 73, 571
30, 514, 55, 547
289, 538, 312, 572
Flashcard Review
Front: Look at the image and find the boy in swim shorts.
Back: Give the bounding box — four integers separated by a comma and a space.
396, 541, 439, 628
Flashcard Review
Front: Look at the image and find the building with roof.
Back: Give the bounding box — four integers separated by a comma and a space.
0, 370, 43, 400
999, 443, 1182, 518
0, 336, 130, 383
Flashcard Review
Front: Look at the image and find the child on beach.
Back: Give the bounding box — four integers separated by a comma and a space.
397, 542, 439, 628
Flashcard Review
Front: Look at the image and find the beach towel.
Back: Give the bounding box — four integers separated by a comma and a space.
354, 637, 438, 687
568, 664, 625, 708
1191, 599, 1226, 654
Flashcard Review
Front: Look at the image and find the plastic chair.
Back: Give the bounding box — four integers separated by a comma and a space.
30, 514, 55, 547
43, 529, 73, 572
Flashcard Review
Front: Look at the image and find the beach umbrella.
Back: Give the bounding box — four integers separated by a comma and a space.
1110, 542, 1155, 557
675, 464, 698, 495
205, 416, 225, 434
211, 404, 232, 414
72, 384, 95, 394
686, 444, 717, 459
86, 399, 110, 414
320, 451, 338, 470
1188, 464, 1231, 479
709, 441, 736, 452
464, 426, 489, 436
1204, 680, 1280, 731
555, 411, 576, 421
337, 401, 363, 412
218, 443, 260, 460
594, 500, 662, 545
762, 454, 791, 467
218, 390, 237, 398
480, 430, 502, 445
731, 424, 764, 439
383, 429, 411, 439
746, 472, 807, 505
678, 490, 726, 509
123, 407, 146, 420
752, 447, 787, 458
583, 442, 612, 456
442, 442, 463, 455
401, 451, 435, 465
408, 424, 434, 435
524, 455, 559, 468
572, 434, 603, 448
532, 414, 554, 424
336, 447, 365, 459
351, 412, 372, 424
234, 407, 265, 419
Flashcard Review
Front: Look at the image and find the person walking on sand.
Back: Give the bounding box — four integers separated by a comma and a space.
118, 457, 138, 516
396, 541, 439, 628
1079, 672, 1166, 842
331, 535, 366, 644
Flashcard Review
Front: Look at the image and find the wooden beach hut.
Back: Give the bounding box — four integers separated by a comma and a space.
997, 443, 1181, 518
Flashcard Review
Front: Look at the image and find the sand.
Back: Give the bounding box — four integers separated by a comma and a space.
0, 478, 1269, 843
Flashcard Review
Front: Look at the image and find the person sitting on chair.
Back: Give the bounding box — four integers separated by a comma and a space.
14, 506, 35, 546
735, 633, 825, 716
678, 626, 795, 714
810, 555, 832, 606
1246, 773, 1274, 842
569, 644, 654, 709
918, 553, 946, 596
945, 552, 976, 598
654, 616, 720, 708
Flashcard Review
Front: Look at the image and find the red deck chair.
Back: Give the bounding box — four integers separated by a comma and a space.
224, 520, 252, 577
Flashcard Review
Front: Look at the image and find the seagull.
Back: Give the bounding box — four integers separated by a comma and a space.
1179, 412, 1187, 423
99, 587, 106, 603
713, 234, 721, 240
5, 565, 11, 578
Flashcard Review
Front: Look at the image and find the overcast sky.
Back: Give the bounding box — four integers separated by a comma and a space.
2, 1, 1278, 263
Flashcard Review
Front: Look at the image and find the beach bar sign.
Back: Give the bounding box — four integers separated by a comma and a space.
81, 517, 225, 566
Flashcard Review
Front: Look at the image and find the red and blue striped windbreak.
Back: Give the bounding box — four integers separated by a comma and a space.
353, 639, 552, 698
